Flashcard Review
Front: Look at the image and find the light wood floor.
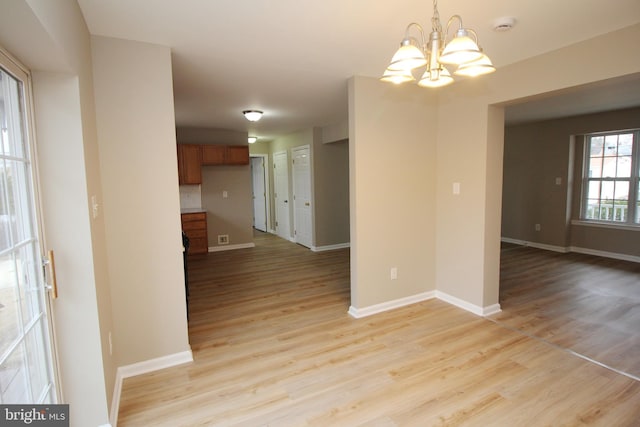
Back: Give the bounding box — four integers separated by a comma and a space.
493, 244, 640, 379
117, 233, 640, 426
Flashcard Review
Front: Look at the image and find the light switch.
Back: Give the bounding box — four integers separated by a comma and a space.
223, 190, 228, 198
91, 195, 99, 219
453, 182, 461, 195
555, 177, 562, 185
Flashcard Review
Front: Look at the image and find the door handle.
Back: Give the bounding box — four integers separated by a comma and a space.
305, 202, 310, 206
45, 250, 58, 299
284, 200, 288, 203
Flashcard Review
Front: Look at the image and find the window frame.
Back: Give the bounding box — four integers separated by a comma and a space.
580, 129, 640, 226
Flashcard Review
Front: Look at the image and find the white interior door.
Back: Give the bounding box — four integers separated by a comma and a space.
292, 146, 312, 248
0, 51, 57, 404
273, 151, 291, 240
250, 156, 267, 232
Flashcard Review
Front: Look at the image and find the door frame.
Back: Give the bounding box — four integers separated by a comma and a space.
273, 150, 292, 241
250, 154, 270, 233
291, 145, 314, 248
0, 45, 61, 403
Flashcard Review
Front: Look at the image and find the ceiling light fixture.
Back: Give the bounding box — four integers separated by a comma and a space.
381, 0, 495, 88
242, 110, 263, 122
248, 136, 257, 144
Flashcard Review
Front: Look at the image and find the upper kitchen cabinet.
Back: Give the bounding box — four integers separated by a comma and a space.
225, 146, 250, 165
202, 145, 250, 166
177, 144, 202, 184
201, 145, 225, 165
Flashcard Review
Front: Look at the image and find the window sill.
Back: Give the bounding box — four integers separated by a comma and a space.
571, 219, 640, 231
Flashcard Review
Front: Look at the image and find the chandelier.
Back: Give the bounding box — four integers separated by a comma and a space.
381, 0, 495, 88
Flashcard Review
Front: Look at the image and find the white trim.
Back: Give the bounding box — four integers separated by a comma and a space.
500, 237, 568, 253
435, 291, 484, 316
348, 291, 502, 319
481, 303, 502, 316
348, 292, 436, 318
250, 154, 271, 233
570, 246, 640, 263
98, 424, 113, 427
571, 219, 640, 232
110, 373, 122, 426
110, 350, 193, 426
311, 242, 350, 252
501, 237, 640, 263
208, 242, 255, 252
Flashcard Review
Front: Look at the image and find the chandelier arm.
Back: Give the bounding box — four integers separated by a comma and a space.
445, 14, 463, 42
404, 22, 427, 51
466, 28, 479, 44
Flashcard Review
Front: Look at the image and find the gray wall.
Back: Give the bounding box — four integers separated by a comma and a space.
176, 127, 253, 248
502, 106, 640, 258
313, 136, 350, 247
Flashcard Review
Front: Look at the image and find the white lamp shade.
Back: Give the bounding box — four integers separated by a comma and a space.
387, 43, 427, 71
454, 53, 496, 77
439, 29, 483, 65
418, 67, 454, 88
248, 137, 257, 144
243, 110, 263, 121
380, 68, 415, 84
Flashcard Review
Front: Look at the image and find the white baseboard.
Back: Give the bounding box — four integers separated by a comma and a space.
110, 350, 193, 426
348, 290, 501, 319
501, 237, 568, 253
502, 237, 640, 263
208, 243, 255, 252
311, 242, 350, 252
435, 291, 501, 316
570, 246, 640, 263
348, 291, 436, 318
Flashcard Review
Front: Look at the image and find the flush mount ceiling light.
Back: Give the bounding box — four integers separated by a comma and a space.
381, 0, 496, 88
242, 110, 263, 122
248, 136, 257, 144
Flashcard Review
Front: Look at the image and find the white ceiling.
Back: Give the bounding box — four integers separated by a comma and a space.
77, 0, 640, 140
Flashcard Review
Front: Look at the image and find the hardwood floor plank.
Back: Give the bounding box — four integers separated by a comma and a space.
494, 244, 640, 378
117, 233, 640, 426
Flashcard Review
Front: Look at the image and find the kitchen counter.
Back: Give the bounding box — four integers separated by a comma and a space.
181, 208, 206, 214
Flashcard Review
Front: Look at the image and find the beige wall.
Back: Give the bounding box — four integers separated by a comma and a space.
503, 106, 640, 257
176, 127, 254, 248
349, 76, 438, 308
351, 23, 640, 312
201, 165, 254, 247
1, 1, 114, 425
92, 36, 190, 366
313, 136, 350, 247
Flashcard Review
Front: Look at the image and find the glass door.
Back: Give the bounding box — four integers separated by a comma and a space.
0, 49, 57, 404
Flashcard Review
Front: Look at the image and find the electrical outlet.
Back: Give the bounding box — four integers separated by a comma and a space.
535, 224, 541, 231
218, 234, 229, 245
390, 267, 398, 280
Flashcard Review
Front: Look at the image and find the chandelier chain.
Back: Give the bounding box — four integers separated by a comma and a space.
431, 0, 442, 33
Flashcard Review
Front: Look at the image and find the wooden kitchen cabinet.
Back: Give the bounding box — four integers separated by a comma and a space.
181, 212, 208, 255
224, 145, 250, 165
177, 144, 202, 184
201, 145, 226, 165
201, 144, 250, 166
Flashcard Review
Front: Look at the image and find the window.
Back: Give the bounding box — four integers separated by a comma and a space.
582, 130, 640, 225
